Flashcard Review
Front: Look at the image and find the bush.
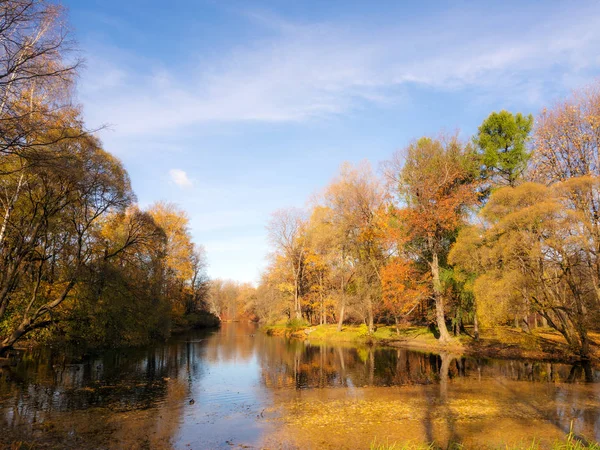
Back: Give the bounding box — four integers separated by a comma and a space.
357, 323, 370, 337
286, 318, 309, 331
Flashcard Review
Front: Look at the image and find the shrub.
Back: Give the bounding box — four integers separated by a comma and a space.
286, 318, 309, 331
357, 323, 370, 337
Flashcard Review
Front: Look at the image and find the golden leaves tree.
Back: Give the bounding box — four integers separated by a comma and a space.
451, 180, 600, 358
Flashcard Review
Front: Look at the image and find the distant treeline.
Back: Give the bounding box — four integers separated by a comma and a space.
251, 83, 600, 360
0, 1, 215, 356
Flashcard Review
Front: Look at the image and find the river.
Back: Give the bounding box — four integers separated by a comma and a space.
0, 322, 599, 449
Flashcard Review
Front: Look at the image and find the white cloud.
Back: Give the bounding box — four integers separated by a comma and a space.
168, 169, 193, 188
77, 3, 600, 138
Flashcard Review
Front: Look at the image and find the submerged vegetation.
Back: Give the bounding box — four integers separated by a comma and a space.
0, 1, 216, 356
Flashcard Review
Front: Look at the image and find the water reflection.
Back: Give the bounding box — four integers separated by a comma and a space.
0, 323, 599, 449
259, 339, 599, 390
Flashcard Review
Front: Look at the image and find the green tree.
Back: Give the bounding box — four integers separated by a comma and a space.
475, 110, 533, 187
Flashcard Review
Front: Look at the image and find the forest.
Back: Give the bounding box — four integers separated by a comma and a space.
0, 0, 215, 357
2, 0, 600, 365
222, 84, 600, 361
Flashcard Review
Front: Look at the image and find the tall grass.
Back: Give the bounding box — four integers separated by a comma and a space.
370, 426, 600, 450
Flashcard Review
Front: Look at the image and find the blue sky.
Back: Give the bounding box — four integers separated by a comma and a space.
63, 0, 600, 283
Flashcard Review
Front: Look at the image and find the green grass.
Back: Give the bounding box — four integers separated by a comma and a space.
304, 323, 443, 346
262, 322, 458, 347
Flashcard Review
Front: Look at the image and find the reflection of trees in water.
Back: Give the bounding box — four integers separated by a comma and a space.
263, 346, 600, 448
201, 322, 257, 364
0, 333, 214, 447
258, 342, 445, 389
0, 324, 268, 447
257, 339, 599, 390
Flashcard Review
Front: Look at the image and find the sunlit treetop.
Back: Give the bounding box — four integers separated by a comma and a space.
475, 110, 534, 187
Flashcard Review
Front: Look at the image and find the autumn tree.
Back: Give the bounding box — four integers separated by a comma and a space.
320, 162, 388, 333
252, 260, 294, 323
147, 201, 194, 314
208, 279, 256, 321
65, 207, 171, 347
387, 136, 479, 342
0, 0, 82, 160
0, 2, 216, 355
381, 257, 428, 335
304, 206, 336, 325
532, 83, 600, 182
451, 180, 600, 358
189, 244, 210, 314
0, 131, 133, 355
267, 208, 308, 320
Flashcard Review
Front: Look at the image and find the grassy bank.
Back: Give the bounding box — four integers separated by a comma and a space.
370, 432, 600, 450
261, 322, 600, 363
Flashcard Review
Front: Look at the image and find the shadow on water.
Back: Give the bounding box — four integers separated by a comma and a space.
0, 322, 599, 448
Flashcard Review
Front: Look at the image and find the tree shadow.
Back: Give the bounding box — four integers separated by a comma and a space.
420, 352, 462, 449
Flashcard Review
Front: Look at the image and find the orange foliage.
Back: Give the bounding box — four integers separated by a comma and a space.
381, 258, 428, 319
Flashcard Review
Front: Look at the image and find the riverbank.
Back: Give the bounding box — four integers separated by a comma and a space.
262, 323, 600, 364
170, 310, 221, 333
4, 311, 221, 358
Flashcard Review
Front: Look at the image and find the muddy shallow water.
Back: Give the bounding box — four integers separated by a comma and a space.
0, 322, 599, 449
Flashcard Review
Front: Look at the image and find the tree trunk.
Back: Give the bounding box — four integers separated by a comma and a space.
0, 320, 30, 356
473, 310, 479, 340
367, 295, 374, 334
431, 252, 451, 342
577, 325, 590, 360
453, 310, 461, 336
319, 274, 325, 326
293, 280, 302, 320
439, 352, 453, 404
0, 280, 75, 356
394, 316, 400, 336
337, 294, 345, 332
0, 172, 24, 249
337, 276, 346, 332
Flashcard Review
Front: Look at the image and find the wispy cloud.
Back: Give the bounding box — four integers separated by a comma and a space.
78, 3, 600, 138
168, 169, 193, 188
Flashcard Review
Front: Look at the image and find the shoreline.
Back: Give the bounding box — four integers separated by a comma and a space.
3, 316, 221, 360
262, 323, 600, 365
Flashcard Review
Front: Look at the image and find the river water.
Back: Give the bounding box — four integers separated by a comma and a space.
0, 322, 599, 449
